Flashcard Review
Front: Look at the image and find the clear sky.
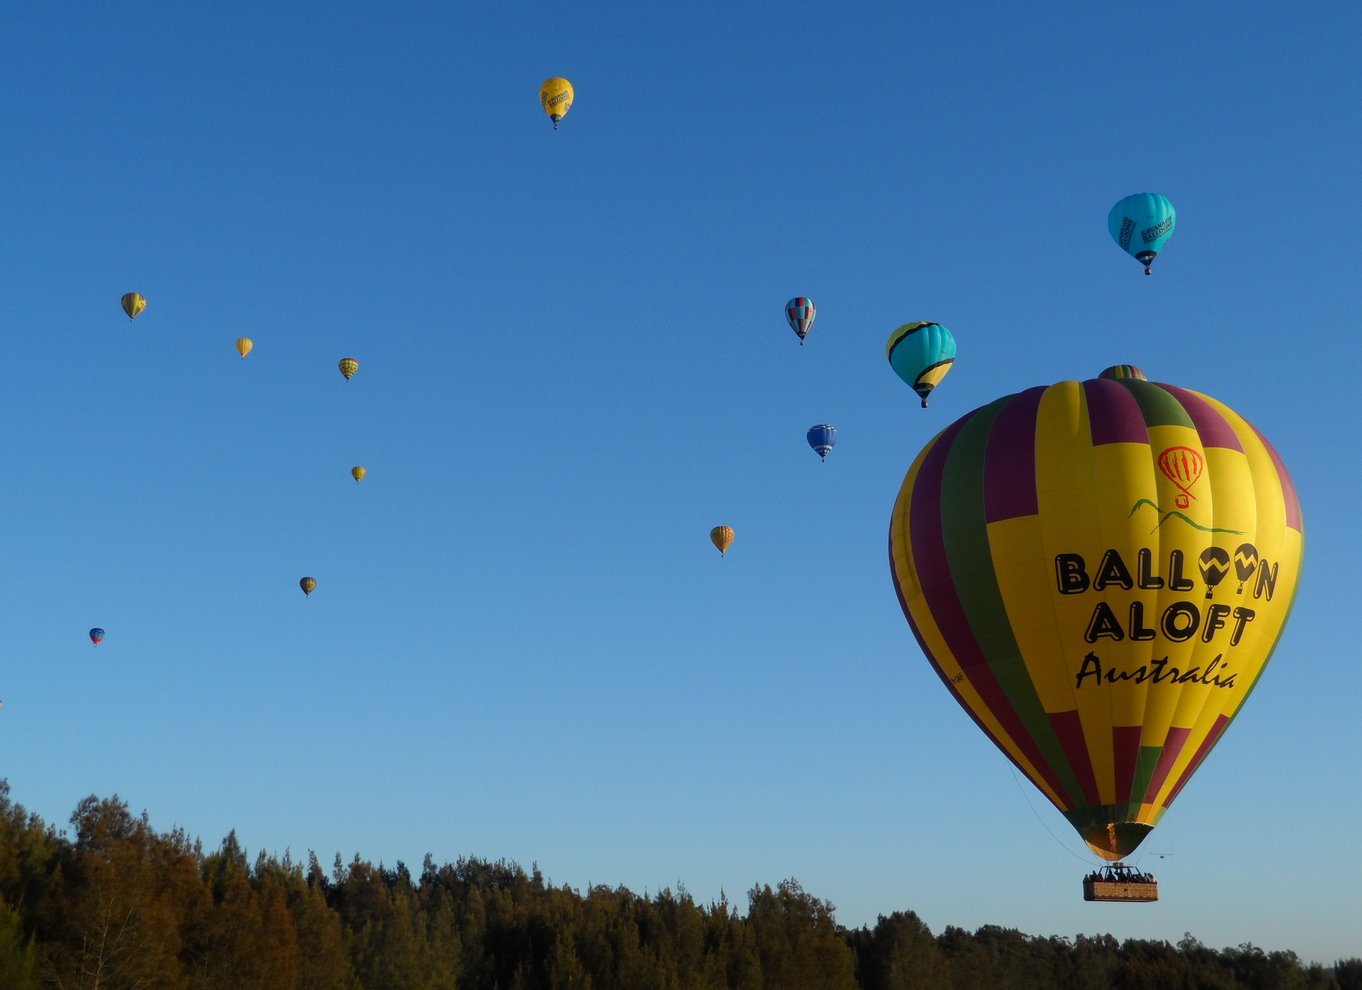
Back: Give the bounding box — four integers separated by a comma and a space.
2, 0, 1358, 968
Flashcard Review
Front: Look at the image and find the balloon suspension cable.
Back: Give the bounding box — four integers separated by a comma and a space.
1007, 763, 1094, 865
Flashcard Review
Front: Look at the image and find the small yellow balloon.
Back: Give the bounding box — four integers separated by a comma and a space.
338, 357, 359, 380
539, 77, 574, 129
121, 292, 147, 320
710, 525, 735, 556
299, 576, 316, 597
236, 337, 253, 359
351, 466, 366, 484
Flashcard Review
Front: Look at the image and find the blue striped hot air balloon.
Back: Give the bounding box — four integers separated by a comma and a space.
807, 424, 838, 461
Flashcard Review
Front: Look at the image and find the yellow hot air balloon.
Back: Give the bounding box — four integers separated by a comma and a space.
889, 372, 1303, 865
710, 525, 735, 556
351, 466, 366, 484
121, 292, 147, 320
338, 358, 359, 380
300, 576, 316, 597
539, 77, 574, 129
236, 337, 253, 359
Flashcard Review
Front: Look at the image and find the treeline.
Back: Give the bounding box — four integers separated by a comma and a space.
0, 782, 1355, 989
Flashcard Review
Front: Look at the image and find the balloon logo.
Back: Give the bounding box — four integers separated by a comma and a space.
300, 577, 316, 597
785, 297, 816, 344
351, 466, 366, 484
806, 424, 837, 461
1108, 193, 1176, 275
338, 358, 359, 381
121, 292, 146, 321
887, 322, 956, 407
539, 77, 574, 129
1157, 445, 1204, 508
889, 373, 1303, 861
710, 526, 734, 556
89, 628, 105, 646
236, 337, 253, 359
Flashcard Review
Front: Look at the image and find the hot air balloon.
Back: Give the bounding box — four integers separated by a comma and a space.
236, 337, 253, 359
807, 424, 837, 461
540, 77, 574, 129
785, 297, 816, 344
1099, 364, 1146, 381
710, 526, 734, 556
89, 628, 105, 646
888, 371, 1303, 870
300, 577, 316, 597
338, 358, 359, 381
887, 322, 956, 407
121, 292, 146, 320
351, 466, 366, 484
1108, 193, 1176, 275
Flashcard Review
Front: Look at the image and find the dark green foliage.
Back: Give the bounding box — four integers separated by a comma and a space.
0, 780, 1341, 989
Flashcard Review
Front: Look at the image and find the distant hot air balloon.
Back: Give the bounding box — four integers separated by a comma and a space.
888, 371, 1303, 864
89, 628, 105, 646
236, 337, 253, 359
887, 322, 956, 407
540, 77, 574, 129
1099, 364, 1146, 381
351, 466, 366, 484
1108, 193, 1176, 275
710, 526, 735, 556
807, 424, 837, 461
300, 577, 316, 597
785, 297, 816, 344
338, 358, 359, 381
121, 293, 146, 321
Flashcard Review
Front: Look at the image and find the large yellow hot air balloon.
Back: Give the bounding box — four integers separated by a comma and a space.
889, 371, 1303, 863
338, 358, 359, 380
121, 292, 147, 320
710, 526, 735, 556
236, 337, 253, 359
539, 77, 574, 129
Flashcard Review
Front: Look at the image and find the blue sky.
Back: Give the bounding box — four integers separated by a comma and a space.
2, 0, 1358, 967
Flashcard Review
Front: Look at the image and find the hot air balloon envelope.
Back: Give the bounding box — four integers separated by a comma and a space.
1099, 364, 1146, 381
236, 337, 253, 358
338, 358, 359, 380
887, 322, 956, 407
1108, 193, 1176, 274
710, 526, 734, 556
807, 424, 837, 460
351, 466, 366, 484
300, 577, 317, 597
540, 77, 574, 128
89, 628, 105, 646
785, 297, 816, 344
121, 293, 146, 320
888, 373, 1302, 861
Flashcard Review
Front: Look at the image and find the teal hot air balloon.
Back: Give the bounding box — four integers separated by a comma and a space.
887, 322, 956, 408
1108, 193, 1176, 275
807, 423, 837, 460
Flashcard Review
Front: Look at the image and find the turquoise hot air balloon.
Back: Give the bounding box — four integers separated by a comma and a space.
1108, 193, 1176, 275
887, 322, 956, 408
806, 424, 837, 461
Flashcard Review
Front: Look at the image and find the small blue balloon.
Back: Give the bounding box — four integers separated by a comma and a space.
807, 424, 837, 461
1108, 193, 1176, 274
